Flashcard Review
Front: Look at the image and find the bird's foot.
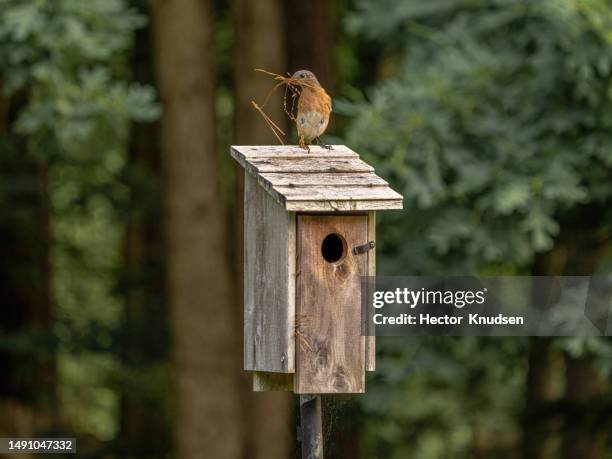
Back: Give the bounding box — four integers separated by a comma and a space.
315, 137, 333, 150
299, 135, 310, 152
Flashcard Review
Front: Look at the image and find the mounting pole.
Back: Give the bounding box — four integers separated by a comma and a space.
299, 394, 324, 459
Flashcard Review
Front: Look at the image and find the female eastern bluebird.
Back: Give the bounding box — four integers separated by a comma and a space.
291, 70, 332, 151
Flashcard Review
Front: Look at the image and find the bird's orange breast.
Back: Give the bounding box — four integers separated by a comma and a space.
296, 86, 332, 141
297, 86, 332, 116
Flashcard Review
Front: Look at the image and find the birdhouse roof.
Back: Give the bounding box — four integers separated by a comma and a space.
231, 145, 403, 211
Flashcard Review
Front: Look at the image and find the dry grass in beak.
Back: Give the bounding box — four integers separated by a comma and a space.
251, 68, 316, 145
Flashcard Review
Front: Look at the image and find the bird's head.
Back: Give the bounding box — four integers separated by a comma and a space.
291, 70, 320, 87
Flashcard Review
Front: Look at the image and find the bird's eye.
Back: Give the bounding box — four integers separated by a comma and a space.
300, 74, 305, 78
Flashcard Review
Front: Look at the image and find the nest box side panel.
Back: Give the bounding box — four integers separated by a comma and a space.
244, 173, 295, 373
296, 215, 367, 394
252, 371, 293, 391
366, 211, 376, 372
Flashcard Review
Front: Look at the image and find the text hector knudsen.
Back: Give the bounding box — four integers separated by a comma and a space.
372, 313, 524, 326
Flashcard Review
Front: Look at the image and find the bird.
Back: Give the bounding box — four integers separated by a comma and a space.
291, 70, 332, 151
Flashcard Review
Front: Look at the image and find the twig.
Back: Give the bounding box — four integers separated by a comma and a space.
251, 101, 285, 145
251, 68, 319, 144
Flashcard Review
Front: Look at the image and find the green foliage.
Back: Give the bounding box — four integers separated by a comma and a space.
0, 0, 160, 442
343, 0, 612, 275
364, 337, 526, 459
343, 1, 612, 457
0, 0, 159, 153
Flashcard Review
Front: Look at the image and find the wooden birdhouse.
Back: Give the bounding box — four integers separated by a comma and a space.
232, 145, 403, 394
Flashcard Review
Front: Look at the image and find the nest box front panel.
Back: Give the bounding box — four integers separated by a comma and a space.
296, 215, 367, 394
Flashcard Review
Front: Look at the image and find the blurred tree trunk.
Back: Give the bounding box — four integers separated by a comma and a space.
556, 215, 610, 459
233, 0, 287, 144
524, 208, 610, 459
120, 3, 170, 457
523, 338, 563, 459
523, 251, 565, 459
284, 0, 336, 93
562, 218, 612, 459
153, 1, 242, 458
232, 0, 293, 458
562, 356, 607, 459
0, 88, 56, 445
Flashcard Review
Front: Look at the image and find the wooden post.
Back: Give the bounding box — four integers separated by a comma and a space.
299, 394, 324, 459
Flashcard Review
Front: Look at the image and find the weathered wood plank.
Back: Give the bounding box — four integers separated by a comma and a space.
296, 215, 366, 394
278, 185, 403, 202
259, 172, 388, 188
252, 371, 294, 392
244, 173, 295, 373
247, 157, 374, 174
366, 211, 376, 371
231, 144, 358, 161
251, 174, 401, 212
285, 199, 403, 212
231, 145, 404, 212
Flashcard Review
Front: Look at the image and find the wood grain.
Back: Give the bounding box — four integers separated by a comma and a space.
259, 172, 388, 187
296, 215, 367, 393
247, 157, 374, 174
231, 144, 358, 161
278, 185, 402, 201
366, 211, 376, 371
285, 199, 403, 212
254, 174, 402, 211
244, 173, 295, 373
231, 145, 404, 212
